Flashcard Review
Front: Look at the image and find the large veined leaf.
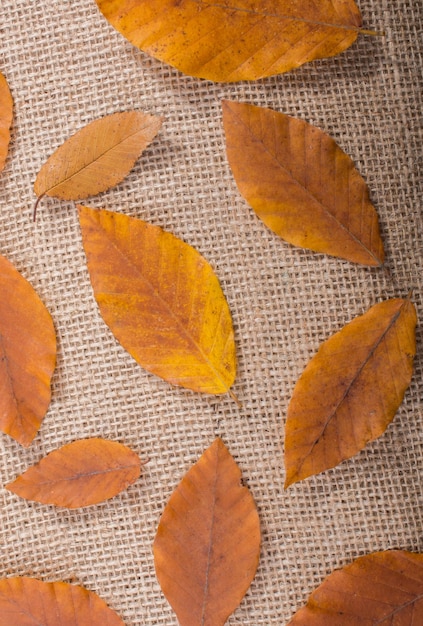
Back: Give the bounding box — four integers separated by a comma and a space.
223, 100, 384, 266
0, 71, 13, 173
284, 298, 417, 487
154, 438, 261, 626
78, 205, 236, 395
0, 254, 56, 446
6, 438, 142, 508
33, 110, 162, 218
287, 550, 423, 625
94, 0, 369, 82
0, 577, 125, 625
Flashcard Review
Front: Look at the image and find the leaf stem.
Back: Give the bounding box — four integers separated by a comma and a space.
229, 389, 242, 408
360, 28, 385, 37
32, 194, 45, 222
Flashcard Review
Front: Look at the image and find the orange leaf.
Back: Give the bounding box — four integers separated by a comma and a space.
223, 100, 384, 266
284, 298, 417, 487
78, 205, 236, 395
287, 550, 423, 625
0, 72, 13, 173
6, 438, 142, 508
153, 437, 260, 626
0, 576, 125, 625
94, 0, 367, 82
0, 255, 56, 446
33, 110, 162, 216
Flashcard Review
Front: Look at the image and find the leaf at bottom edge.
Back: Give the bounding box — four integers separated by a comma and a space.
153, 437, 261, 626
286, 550, 423, 625
0, 577, 125, 626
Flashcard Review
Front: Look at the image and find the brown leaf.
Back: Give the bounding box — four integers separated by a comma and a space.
78, 205, 237, 395
223, 100, 384, 265
284, 298, 417, 487
153, 437, 260, 626
0, 576, 125, 625
0, 71, 13, 173
0, 255, 56, 446
94, 0, 368, 82
6, 438, 142, 508
287, 550, 423, 625
33, 110, 162, 216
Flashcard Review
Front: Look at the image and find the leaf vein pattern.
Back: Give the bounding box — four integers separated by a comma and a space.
296, 303, 407, 469
46, 125, 151, 195
244, 109, 378, 261
192, 1, 361, 31
95, 221, 230, 390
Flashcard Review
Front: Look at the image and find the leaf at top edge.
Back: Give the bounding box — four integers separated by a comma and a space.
286, 550, 423, 625
6, 438, 142, 508
0, 72, 13, 173
0, 577, 125, 626
33, 110, 162, 210
0, 254, 56, 447
154, 437, 261, 626
223, 100, 384, 266
284, 298, 417, 487
95, 0, 364, 82
78, 205, 236, 395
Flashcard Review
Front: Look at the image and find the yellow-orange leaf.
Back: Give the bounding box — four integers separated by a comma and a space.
78, 205, 236, 395
33, 110, 162, 214
95, 0, 365, 82
154, 438, 260, 626
6, 438, 142, 508
0, 72, 13, 173
284, 298, 417, 487
0, 577, 125, 625
223, 100, 384, 266
0, 255, 56, 446
287, 550, 423, 625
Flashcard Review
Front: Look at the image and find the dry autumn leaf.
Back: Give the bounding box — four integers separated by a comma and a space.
94, 0, 377, 82
0, 72, 13, 173
78, 205, 237, 396
154, 438, 260, 626
0, 254, 56, 447
223, 100, 384, 266
0, 576, 125, 625
33, 110, 162, 218
6, 437, 142, 508
287, 550, 423, 625
284, 297, 417, 487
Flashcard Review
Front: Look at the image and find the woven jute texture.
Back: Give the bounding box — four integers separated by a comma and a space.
0, 1, 422, 624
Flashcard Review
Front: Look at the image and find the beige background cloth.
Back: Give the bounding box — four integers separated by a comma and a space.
0, 1, 422, 624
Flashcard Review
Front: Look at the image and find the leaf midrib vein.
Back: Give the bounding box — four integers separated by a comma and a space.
192, 0, 361, 32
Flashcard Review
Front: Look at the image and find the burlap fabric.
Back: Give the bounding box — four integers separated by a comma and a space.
0, 1, 422, 624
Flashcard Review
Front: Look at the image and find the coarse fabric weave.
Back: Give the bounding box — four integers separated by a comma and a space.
0, 1, 422, 624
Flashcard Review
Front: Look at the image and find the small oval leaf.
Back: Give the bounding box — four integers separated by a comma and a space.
6, 438, 142, 508
223, 100, 384, 266
78, 205, 237, 395
0, 577, 125, 626
287, 550, 423, 625
284, 298, 417, 487
154, 437, 261, 626
95, 0, 363, 82
0, 72, 13, 173
0, 254, 56, 446
33, 110, 162, 211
